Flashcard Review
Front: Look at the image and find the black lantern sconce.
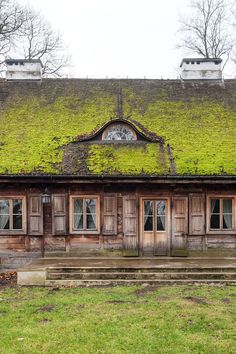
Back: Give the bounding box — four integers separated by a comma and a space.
42, 188, 51, 204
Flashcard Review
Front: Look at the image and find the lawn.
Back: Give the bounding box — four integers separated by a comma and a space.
0, 284, 236, 354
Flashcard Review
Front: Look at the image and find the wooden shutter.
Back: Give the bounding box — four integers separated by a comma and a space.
28, 195, 43, 235
172, 196, 188, 256
52, 194, 67, 235
173, 197, 188, 236
103, 194, 117, 235
189, 194, 205, 235
123, 195, 138, 256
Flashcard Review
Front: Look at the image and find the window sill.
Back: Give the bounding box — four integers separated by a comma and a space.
70, 230, 100, 235
207, 230, 236, 235
0, 230, 26, 235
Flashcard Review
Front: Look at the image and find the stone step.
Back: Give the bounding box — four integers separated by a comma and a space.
1, 253, 40, 270
46, 266, 236, 274
47, 271, 236, 281
45, 279, 236, 287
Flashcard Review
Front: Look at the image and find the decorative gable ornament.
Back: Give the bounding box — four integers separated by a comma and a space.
102, 123, 137, 141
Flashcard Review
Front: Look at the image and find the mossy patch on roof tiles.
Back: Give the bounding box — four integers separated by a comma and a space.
0, 92, 116, 174
86, 143, 169, 175
123, 89, 236, 175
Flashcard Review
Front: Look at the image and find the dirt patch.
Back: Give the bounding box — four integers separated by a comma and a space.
51, 287, 60, 292
133, 285, 162, 297
0, 272, 17, 288
39, 318, 52, 324
222, 298, 231, 304
106, 300, 147, 304
156, 296, 169, 302
38, 304, 55, 313
77, 304, 85, 309
184, 296, 208, 305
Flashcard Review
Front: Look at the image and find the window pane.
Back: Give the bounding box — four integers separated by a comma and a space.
144, 201, 153, 216
103, 125, 136, 141
223, 214, 232, 229
144, 216, 153, 231
210, 214, 220, 229
223, 199, 232, 214
157, 216, 165, 231
74, 199, 83, 213
210, 199, 220, 213
74, 214, 83, 230
13, 200, 22, 215
157, 200, 166, 215
13, 215, 22, 229
86, 199, 96, 214
0, 200, 9, 214
0, 215, 9, 229
86, 214, 96, 229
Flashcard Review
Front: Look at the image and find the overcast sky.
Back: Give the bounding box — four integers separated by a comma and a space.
18, 0, 234, 79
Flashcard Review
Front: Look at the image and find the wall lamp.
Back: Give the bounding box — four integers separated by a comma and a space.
42, 188, 51, 204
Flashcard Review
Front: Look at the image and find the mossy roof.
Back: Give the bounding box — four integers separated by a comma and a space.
0, 78, 235, 177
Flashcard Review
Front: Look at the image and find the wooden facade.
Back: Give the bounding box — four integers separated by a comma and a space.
0, 179, 235, 257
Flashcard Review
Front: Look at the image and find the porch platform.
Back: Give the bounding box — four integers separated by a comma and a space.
17, 257, 236, 286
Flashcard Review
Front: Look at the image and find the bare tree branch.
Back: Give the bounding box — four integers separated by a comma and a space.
0, 0, 25, 66
13, 7, 70, 77
177, 0, 234, 67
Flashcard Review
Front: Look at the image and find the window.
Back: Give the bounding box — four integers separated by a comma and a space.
102, 124, 137, 141
144, 200, 167, 232
0, 197, 26, 233
209, 197, 234, 231
144, 201, 153, 231
157, 200, 166, 231
70, 196, 100, 233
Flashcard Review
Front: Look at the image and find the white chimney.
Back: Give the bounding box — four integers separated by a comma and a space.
180, 58, 222, 81
5, 59, 43, 81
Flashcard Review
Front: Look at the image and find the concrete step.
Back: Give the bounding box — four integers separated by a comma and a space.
45, 279, 236, 287
46, 271, 236, 281
46, 266, 236, 274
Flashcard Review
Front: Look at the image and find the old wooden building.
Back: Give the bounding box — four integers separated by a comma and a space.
0, 58, 236, 262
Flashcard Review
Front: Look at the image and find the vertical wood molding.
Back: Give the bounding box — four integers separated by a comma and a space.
28, 195, 43, 236
189, 193, 205, 235
123, 195, 138, 255
102, 194, 117, 235
52, 194, 68, 235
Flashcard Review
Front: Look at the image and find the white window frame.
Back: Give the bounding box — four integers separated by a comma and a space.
0, 196, 26, 235
69, 195, 100, 234
207, 195, 235, 234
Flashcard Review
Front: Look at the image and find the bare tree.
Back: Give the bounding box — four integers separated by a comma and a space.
0, 0, 25, 66
14, 7, 70, 77
178, 0, 234, 61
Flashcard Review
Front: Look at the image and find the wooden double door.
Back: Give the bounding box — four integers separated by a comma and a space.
141, 198, 170, 256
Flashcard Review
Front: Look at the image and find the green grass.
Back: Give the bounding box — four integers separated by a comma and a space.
0, 285, 236, 353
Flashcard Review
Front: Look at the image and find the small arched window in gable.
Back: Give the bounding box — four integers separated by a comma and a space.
102, 123, 137, 141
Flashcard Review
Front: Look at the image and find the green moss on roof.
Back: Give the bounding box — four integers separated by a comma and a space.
0, 79, 235, 176
0, 92, 116, 174
86, 144, 169, 175
123, 89, 236, 175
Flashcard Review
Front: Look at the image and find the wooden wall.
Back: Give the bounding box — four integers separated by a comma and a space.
0, 182, 235, 257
